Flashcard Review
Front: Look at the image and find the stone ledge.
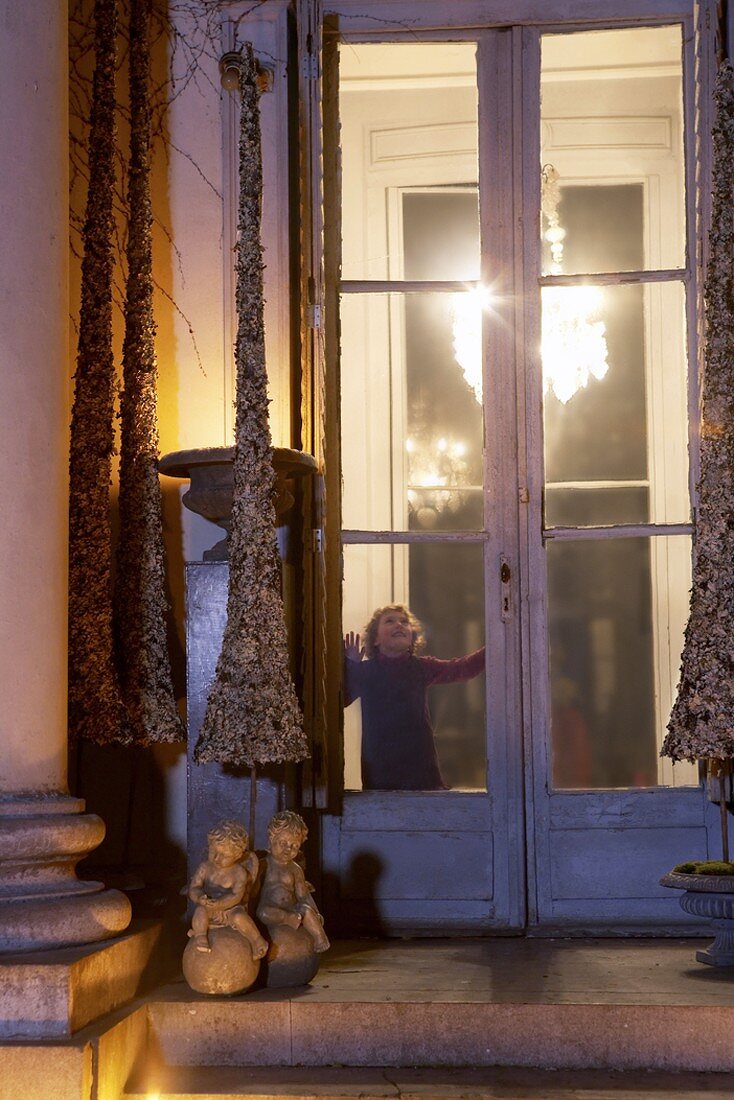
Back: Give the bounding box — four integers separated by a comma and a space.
147, 992, 734, 1073
0, 1002, 149, 1100
0, 920, 164, 1038
123, 1064, 734, 1100
0, 1041, 93, 1100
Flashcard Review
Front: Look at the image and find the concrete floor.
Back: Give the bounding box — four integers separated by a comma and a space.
296, 937, 734, 1006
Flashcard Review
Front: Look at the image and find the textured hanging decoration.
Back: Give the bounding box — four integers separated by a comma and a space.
195, 46, 308, 768
68, 0, 128, 745
115, 0, 183, 744
662, 62, 734, 764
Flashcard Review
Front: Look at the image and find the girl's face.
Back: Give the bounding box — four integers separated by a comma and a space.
375, 609, 413, 657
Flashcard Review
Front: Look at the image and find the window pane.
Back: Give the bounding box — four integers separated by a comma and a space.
343, 542, 486, 791
339, 43, 478, 281
543, 281, 689, 527
547, 535, 693, 789
341, 293, 484, 531
540, 26, 684, 274
402, 190, 480, 281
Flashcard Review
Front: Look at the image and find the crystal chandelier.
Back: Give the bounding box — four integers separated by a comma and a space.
540, 164, 609, 404
449, 166, 609, 405
406, 435, 470, 528
450, 286, 490, 404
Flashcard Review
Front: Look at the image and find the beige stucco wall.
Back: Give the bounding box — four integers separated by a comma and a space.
0, 0, 70, 794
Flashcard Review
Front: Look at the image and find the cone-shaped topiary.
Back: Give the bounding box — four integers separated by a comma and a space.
194, 46, 308, 768
115, 0, 184, 745
662, 62, 734, 765
69, 0, 128, 745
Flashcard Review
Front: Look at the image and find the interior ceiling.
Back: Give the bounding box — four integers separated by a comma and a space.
339, 25, 682, 86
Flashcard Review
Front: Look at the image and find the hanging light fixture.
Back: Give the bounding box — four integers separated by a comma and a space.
449, 165, 609, 406
450, 285, 491, 404
406, 434, 470, 528
540, 164, 609, 404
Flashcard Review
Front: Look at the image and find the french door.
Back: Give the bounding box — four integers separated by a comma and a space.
318, 1, 721, 934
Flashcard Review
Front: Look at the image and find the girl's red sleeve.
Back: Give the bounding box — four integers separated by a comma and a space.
420, 646, 485, 686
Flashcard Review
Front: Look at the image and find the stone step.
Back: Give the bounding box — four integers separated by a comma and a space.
145, 985, 734, 1074
133, 938, 734, 1093
124, 1064, 734, 1100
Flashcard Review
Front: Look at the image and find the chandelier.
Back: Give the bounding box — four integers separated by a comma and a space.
449, 165, 609, 405
540, 164, 609, 404
406, 434, 470, 528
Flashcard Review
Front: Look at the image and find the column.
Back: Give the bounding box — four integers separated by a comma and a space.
0, 0, 130, 951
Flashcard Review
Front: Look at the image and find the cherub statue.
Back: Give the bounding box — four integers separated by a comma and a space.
187, 820, 268, 958
257, 811, 330, 953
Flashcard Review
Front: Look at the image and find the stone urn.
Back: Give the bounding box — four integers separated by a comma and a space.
159, 446, 317, 561
660, 871, 734, 966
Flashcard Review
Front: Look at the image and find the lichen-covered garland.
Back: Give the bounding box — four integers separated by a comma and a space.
69, 0, 128, 745
662, 62, 734, 764
115, 0, 183, 745
194, 46, 307, 768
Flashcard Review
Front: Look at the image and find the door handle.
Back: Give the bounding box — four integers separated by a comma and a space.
500, 557, 511, 622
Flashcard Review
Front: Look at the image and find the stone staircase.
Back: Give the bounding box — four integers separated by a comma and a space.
116, 938, 734, 1099
7, 937, 734, 1099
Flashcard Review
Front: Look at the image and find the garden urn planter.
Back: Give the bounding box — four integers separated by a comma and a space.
660, 871, 734, 966
159, 446, 317, 560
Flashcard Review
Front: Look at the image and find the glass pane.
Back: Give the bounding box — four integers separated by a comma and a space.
339, 43, 478, 281
547, 535, 692, 789
402, 190, 480, 281
540, 26, 684, 274
343, 542, 486, 791
341, 293, 484, 531
543, 281, 689, 527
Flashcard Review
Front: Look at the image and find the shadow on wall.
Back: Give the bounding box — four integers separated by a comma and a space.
74, 740, 188, 916
323, 852, 388, 938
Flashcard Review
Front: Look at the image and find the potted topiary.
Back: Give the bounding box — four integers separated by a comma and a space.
659, 62, 734, 966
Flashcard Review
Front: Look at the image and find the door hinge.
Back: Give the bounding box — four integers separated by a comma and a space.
308, 303, 322, 328
301, 55, 319, 81
312, 528, 323, 553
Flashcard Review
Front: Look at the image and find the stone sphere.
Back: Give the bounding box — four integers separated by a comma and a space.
182, 927, 261, 995
262, 924, 320, 988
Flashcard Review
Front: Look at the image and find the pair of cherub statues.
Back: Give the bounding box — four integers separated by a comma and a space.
187, 810, 329, 962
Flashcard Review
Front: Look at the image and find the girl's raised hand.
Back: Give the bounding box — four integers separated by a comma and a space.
344, 631, 363, 662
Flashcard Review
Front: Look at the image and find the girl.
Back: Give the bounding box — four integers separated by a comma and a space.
344, 604, 485, 791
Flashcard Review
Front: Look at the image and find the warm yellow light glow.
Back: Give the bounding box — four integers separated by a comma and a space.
405, 433, 470, 525
450, 286, 492, 403
540, 162, 610, 403
451, 281, 609, 407
541, 286, 609, 404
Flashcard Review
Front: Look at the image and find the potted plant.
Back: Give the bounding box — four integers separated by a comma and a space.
659, 62, 734, 966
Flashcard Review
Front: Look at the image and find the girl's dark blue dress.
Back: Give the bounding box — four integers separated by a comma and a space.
344, 648, 485, 790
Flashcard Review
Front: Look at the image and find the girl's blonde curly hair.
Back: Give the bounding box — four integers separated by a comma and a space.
362, 604, 425, 659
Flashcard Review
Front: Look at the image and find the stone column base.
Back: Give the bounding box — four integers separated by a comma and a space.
0, 794, 131, 953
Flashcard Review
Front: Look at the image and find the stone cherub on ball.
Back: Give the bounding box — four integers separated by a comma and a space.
187, 819, 268, 958
258, 811, 330, 953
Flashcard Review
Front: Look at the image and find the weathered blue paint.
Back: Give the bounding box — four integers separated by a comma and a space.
185, 563, 283, 874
